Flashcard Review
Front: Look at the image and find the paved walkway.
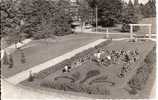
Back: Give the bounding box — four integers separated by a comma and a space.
1, 39, 32, 59
5, 39, 106, 85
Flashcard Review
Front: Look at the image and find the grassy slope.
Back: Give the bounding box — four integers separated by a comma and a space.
2, 34, 104, 78
136, 17, 156, 35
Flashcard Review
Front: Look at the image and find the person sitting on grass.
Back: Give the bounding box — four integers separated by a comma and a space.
111, 50, 117, 64
94, 50, 102, 62
63, 65, 71, 73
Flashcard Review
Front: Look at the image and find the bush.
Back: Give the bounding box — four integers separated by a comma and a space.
54, 76, 75, 83
80, 70, 100, 84
89, 76, 115, 86
3, 51, 9, 65
121, 23, 139, 32
28, 71, 34, 82
40, 81, 110, 95
8, 54, 14, 68
71, 71, 81, 82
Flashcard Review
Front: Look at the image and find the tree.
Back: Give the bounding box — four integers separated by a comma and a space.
77, 0, 91, 31
121, 0, 139, 32
18, 0, 73, 38
141, 0, 156, 18
87, 0, 123, 27
133, 0, 143, 20
0, 0, 24, 45
52, 0, 73, 36
2, 51, 9, 65
98, 0, 123, 27
17, 0, 55, 39
1, 0, 73, 40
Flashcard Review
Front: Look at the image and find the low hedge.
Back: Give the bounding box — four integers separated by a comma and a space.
35, 39, 112, 79
80, 70, 100, 84
89, 76, 115, 86
40, 81, 110, 95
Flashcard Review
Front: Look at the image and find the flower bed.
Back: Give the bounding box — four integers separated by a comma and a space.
40, 81, 110, 95
35, 39, 112, 79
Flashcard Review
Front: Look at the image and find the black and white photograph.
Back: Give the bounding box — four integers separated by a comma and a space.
1, 0, 156, 99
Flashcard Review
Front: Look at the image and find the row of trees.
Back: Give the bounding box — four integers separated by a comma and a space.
78, 0, 156, 31
1, 0, 156, 41
140, 0, 156, 18
1, 0, 74, 68
85, 0, 123, 27
1, 0, 73, 44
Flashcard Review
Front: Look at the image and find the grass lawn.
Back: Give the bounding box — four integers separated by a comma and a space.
20, 40, 155, 98
136, 17, 156, 35
2, 33, 104, 78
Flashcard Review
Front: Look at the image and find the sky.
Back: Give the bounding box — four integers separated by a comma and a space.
123, 0, 149, 4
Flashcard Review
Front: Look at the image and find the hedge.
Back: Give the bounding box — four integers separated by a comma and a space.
40, 81, 110, 95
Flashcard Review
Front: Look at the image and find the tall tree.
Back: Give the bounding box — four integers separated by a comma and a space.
121, 0, 139, 32
141, 0, 156, 18
18, 0, 73, 38
134, 0, 143, 19
0, 0, 24, 45
87, 0, 123, 27
77, 0, 91, 31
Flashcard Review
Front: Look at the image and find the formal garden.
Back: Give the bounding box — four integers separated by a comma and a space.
1, 0, 156, 99
19, 39, 156, 98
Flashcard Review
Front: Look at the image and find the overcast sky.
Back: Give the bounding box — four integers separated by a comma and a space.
123, 0, 149, 4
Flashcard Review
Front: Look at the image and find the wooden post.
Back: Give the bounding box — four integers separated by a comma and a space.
106, 28, 109, 38
96, 5, 98, 32
130, 24, 133, 39
148, 24, 152, 39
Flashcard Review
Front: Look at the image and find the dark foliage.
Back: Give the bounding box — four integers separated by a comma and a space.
80, 70, 100, 84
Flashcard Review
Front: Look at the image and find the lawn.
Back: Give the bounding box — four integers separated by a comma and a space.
1, 33, 104, 78
20, 39, 155, 98
136, 17, 156, 35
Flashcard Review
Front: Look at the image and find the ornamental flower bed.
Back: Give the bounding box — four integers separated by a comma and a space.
35, 39, 112, 79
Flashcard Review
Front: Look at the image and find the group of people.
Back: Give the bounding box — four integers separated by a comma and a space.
62, 47, 140, 77
93, 48, 140, 78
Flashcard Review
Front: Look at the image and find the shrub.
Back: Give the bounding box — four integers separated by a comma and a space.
8, 54, 14, 68
54, 76, 75, 83
89, 76, 115, 86
80, 70, 100, 84
40, 81, 110, 95
28, 71, 34, 82
3, 51, 9, 65
20, 50, 26, 64
121, 23, 139, 32
71, 71, 80, 82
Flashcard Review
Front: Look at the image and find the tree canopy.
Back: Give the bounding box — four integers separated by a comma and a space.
1, 0, 73, 41
86, 0, 123, 27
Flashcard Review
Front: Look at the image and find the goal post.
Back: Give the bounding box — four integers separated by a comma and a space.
129, 24, 152, 39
